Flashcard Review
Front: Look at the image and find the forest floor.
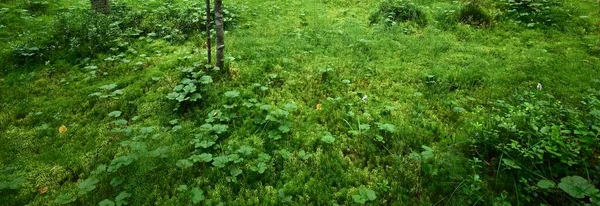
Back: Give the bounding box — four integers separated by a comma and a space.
1, 0, 600, 205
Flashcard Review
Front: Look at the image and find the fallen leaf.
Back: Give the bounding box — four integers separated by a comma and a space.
59, 125, 68, 134
38, 186, 48, 194
316, 104, 322, 111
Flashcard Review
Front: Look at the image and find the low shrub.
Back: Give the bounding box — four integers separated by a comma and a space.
369, 0, 428, 27
458, 2, 492, 27
470, 90, 600, 204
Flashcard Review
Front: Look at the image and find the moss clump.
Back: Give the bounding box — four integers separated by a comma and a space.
370, 0, 428, 27
458, 3, 492, 27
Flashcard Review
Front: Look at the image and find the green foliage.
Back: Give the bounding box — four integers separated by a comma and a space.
558, 176, 599, 199
0, 177, 24, 190
78, 178, 99, 194
471, 90, 600, 204
370, 0, 428, 27
498, 0, 570, 27
458, 2, 492, 27
167, 66, 213, 110
352, 187, 377, 204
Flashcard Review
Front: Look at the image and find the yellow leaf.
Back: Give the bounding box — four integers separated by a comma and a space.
38, 186, 48, 194
316, 104, 322, 111
59, 125, 68, 134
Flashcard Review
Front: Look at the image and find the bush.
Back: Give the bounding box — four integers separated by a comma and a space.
470, 90, 600, 204
458, 2, 492, 27
498, 0, 569, 28
370, 0, 428, 27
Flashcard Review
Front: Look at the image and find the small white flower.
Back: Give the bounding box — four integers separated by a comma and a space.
536, 83, 542, 90
361, 95, 368, 102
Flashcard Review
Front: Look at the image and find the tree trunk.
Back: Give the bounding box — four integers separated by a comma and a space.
90, 0, 110, 14
214, 0, 225, 71
205, 0, 211, 64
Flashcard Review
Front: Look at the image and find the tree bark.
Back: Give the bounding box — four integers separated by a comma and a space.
214, 0, 225, 71
90, 0, 110, 14
205, 0, 211, 64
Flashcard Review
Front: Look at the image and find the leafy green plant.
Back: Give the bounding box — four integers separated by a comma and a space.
369, 0, 427, 27
458, 2, 492, 27
0, 177, 24, 190
497, 0, 571, 28
167, 66, 213, 110
352, 187, 377, 204
471, 91, 600, 204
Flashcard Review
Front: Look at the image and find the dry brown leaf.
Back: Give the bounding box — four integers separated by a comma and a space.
58, 125, 68, 134
316, 104, 322, 111
38, 186, 48, 194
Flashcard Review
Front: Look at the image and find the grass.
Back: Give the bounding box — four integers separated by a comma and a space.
1, 0, 600, 205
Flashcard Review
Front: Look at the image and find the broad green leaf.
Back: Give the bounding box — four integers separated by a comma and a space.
190, 153, 212, 163
107, 155, 137, 172
537, 179, 556, 189
0, 177, 24, 190
115, 191, 131, 206
99, 199, 115, 206
421, 145, 434, 160
139, 127, 154, 134
250, 162, 267, 174
236, 145, 255, 156
108, 111, 122, 118
54, 194, 76, 204
211, 124, 229, 134
177, 185, 188, 192
191, 188, 205, 204
199, 75, 213, 84
212, 156, 230, 168
230, 168, 243, 177
268, 130, 282, 140
78, 178, 99, 194
176, 159, 194, 169
352, 195, 367, 204
501, 159, 521, 169
278, 125, 290, 133
321, 133, 335, 144
113, 119, 128, 126
224, 90, 240, 98
195, 140, 215, 149
258, 153, 271, 162
228, 154, 243, 163
377, 123, 396, 133
110, 177, 123, 187
358, 124, 371, 131
278, 149, 292, 160
283, 103, 298, 111
99, 84, 117, 90
558, 176, 599, 199
360, 188, 377, 201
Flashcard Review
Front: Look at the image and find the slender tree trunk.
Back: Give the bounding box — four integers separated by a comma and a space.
90, 0, 110, 14
205, 0, 211, 64
214, 0, 225, 71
